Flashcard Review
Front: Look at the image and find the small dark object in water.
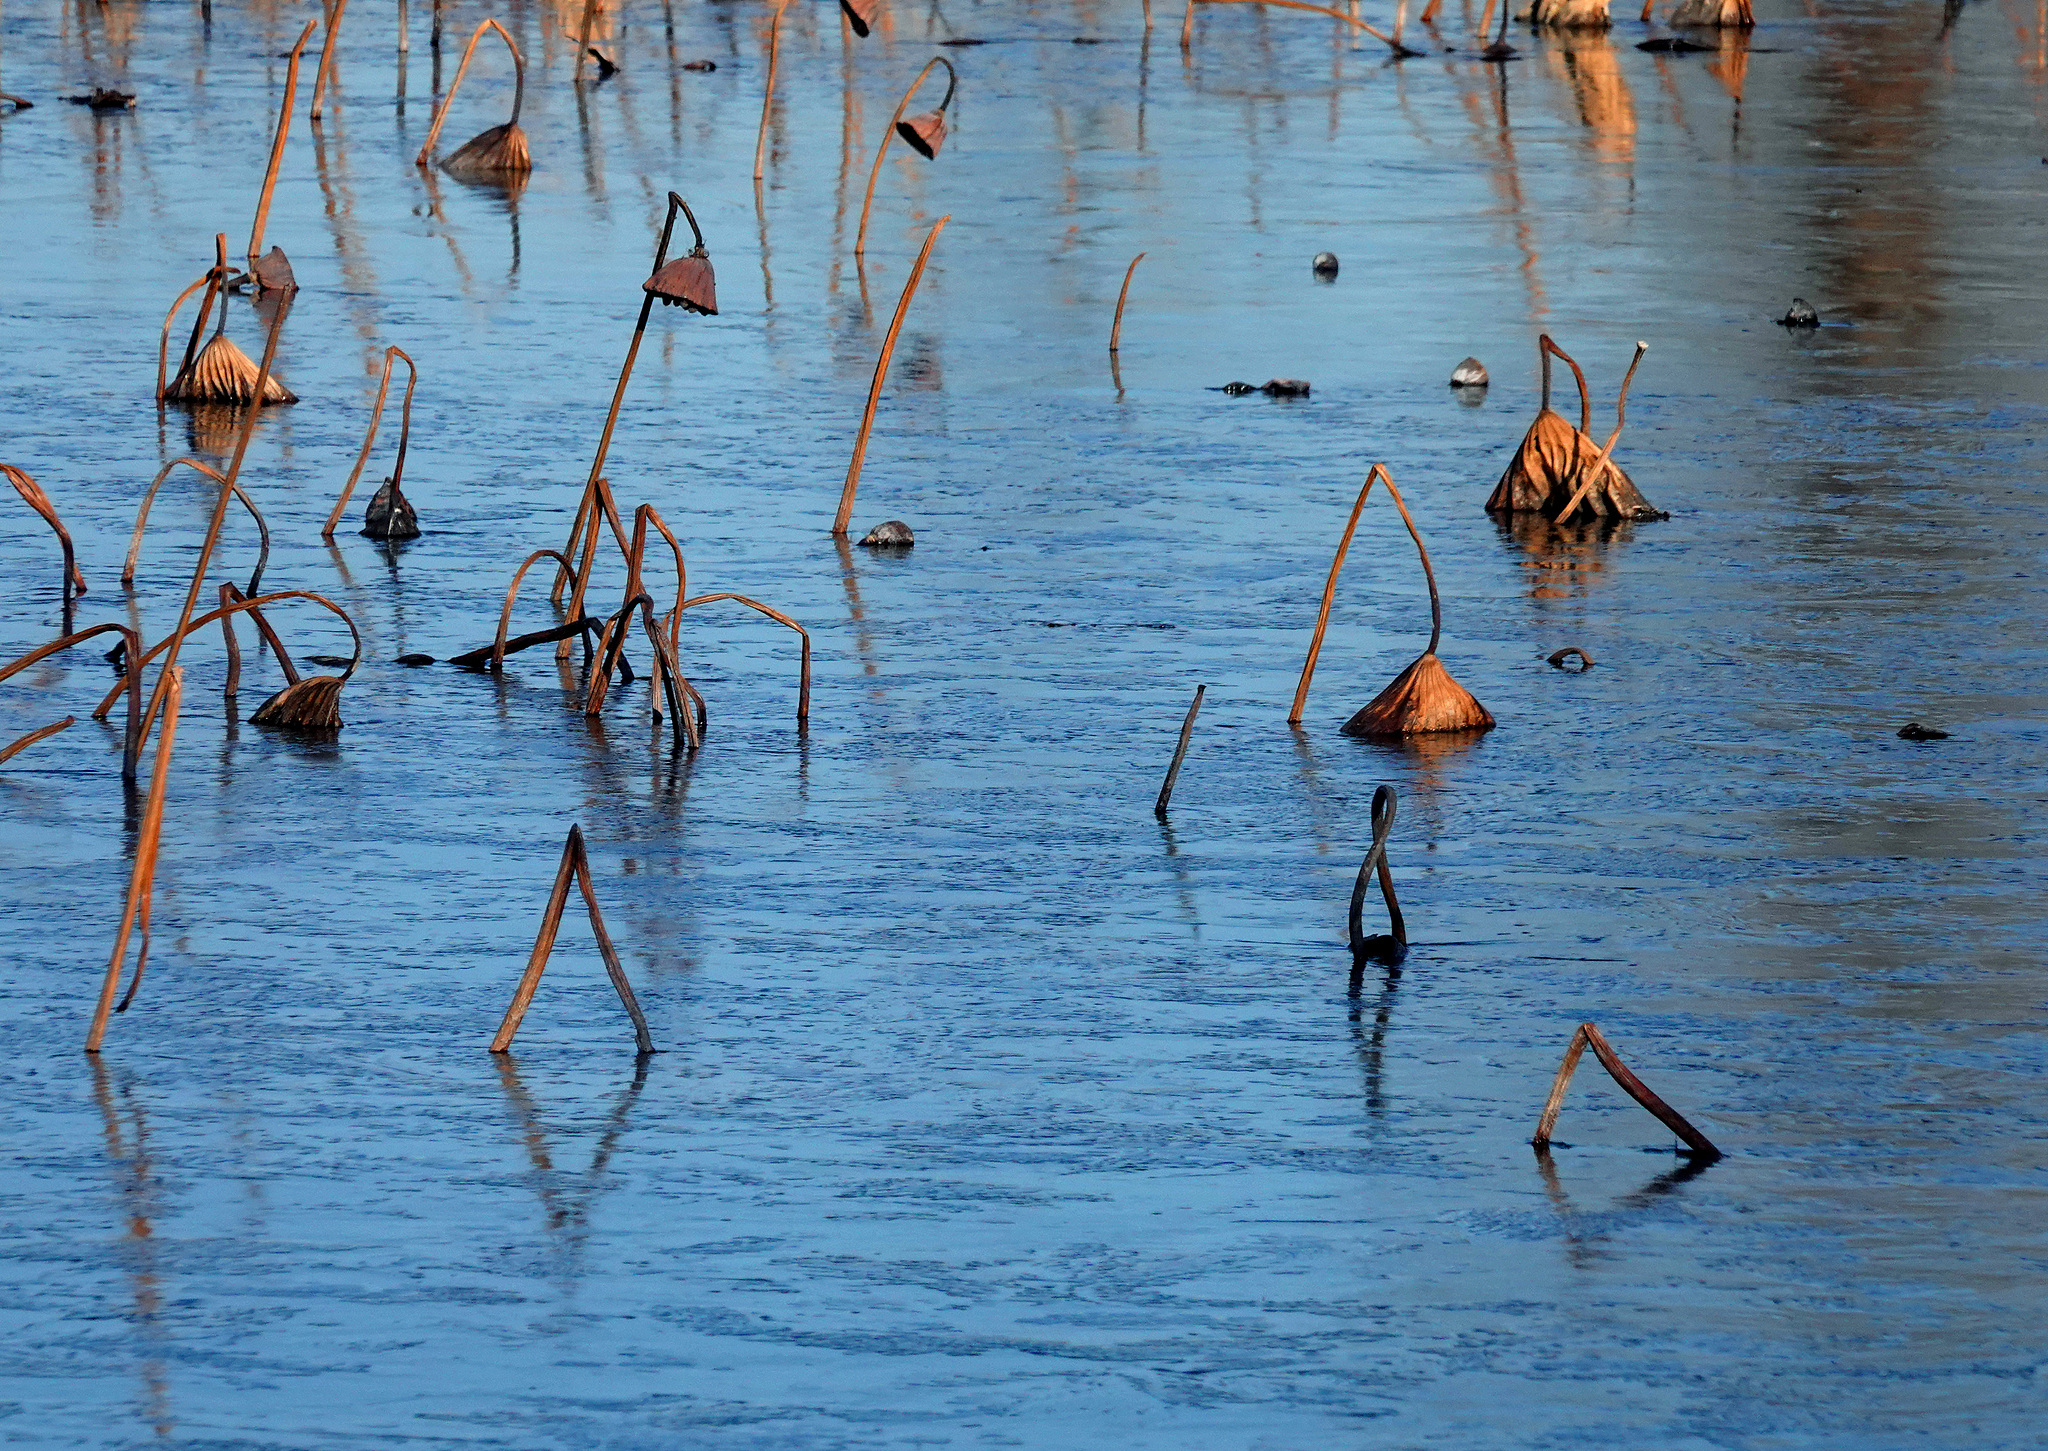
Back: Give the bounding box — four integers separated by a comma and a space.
1548, 646, 1594, 671
1898, 722, 1949, 741
1263, 378, 1311, 397
1218, 381, 1257, 396
940, 38, 988, 46
247, 246, 297, 295
1072, 36, 1103, 43
363, 478, 421, 540
839, 0, 878, 37
1450, 356, 1489, 388
1348, 785, 1407, 964
67, 88, 135, 110
104, 641, 127, 674
303, 655, 354, 669
1481, 40, 1518, 60
682, 58, 716, 71
1637, 35, 1713, 51
859, 520, 915, 548
1312, 251, 1339, 278
1, 92, 32, 111
587, 47, 617, 78
396, 653, 435, 667
1778, 297, 1820, 328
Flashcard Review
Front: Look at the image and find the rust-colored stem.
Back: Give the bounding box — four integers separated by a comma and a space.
675, 591, 812, 723
1553, 342, 1648, 526
0, 623, 144, 782
575, 0, 600, 81
3, 464, 88, 603
854, 57, 945, 260
1540, 334, 1592, 436
0, 717, 76, 765
86, 667, 181, 1053
1109, 251, 1146, 353
251, 20, 320, 275
490, 824, 655, 1055
1154, 683, 1204, 816
834, 215, 948, 536
102, 591, 361, 722
1377, 469, 1443, 658
310, 0, 351, 119
1348, 784, 1405, 952
1288, 463, 1386, 725
417, 18, 523, 164
323, 346, 417, 537
125, 458, 271, 599
1533, 1023, 1722, 1159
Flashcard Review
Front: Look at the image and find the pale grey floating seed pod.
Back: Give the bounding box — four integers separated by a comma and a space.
1449, 357, 1489, 388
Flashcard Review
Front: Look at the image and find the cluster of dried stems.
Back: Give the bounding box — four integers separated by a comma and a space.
1488, 336, 1663, 522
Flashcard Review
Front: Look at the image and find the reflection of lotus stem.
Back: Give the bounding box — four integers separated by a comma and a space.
1183, 0, 1405, 54
310, 0, 351, 120
490, 824, 655, 1056
854, 57, 954, 259
1154, 683, 1205, 816
575, 0, 601, 81
3, 464, 88, 605
125, 457, 271, 598
86, 665, 181, 1053
322, 346, 417, 537
1553, 342, 1646, 524
834, 215, 948, 537
1532, 1022, 1722, 1159
416, 18, 525, 164
250, 20, 320, 275
0, 622, 144, 782
754, 1, 789, 181
1109, 251, 1146, 353
1288, 463, 1389, 725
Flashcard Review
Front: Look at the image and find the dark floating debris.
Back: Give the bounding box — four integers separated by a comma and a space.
939, 38, 989, 46
1312, 251, 1339, 278
67, 88, 135, 110
1450, 356, 1489, 388
303, 655, 354, 669
681, 58, 717, 71
1548, 646, 1595, 671
839, 0, 878, 39
1154, 684, 1206, 818
1216, 379, 1311, 397
587, 46, 617, 79
396, 653, 435, 667
858, 520, 915, 549
364, 478, 421, 540
1348, 785, 1407, 964
1072, 35, 1104, 43
248, 246, 297, 295
1533, 1022, 1723, 1161
1637, 36, 1713, 52
1778, 297, 1820, 328
1, 92, 32, 110
1898, 721, 1949, 741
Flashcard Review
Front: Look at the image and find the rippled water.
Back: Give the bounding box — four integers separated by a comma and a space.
2, 0, 2045, 1445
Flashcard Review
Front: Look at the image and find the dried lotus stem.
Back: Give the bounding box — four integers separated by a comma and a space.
854, 58, 955, 260
1532, 1022, 1722, 1159
490, 823, 655, 1056
1288, 464, 1389, 725
0, 716, 77, 766
675, 591, 812, 723
125, 457, 271, 598
1109, 251, 1146, 354
0, 623, 145, 782
471, 549, 587, 673
1183, 0, 1409, 55
310, 0, 351, 119
250, 20, 320, 276
220, 584, 241, 696
3, 464, 88, 604
416, 19, 531, 174
156, 248, 229, 403
1347, 784, 1405, 955
221, 583, 304, 685
86, 665, 182, 1054
323, 347, 417, 538
1154, 683, 1204, 816
834, 216, 949, 537
99, 591, 361, 725
1553, 342, 1648, 525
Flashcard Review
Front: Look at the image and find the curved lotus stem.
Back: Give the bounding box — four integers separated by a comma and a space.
1183, 0, 1407, 55
0, 716, 76, 766
97, 591, 362, 722
1377, 469, 1444, 657
323, 346, 418, 538
85, 666, 182, 1053
250, 20, 320, 276
0, 622, 144, 782
834, 215, 949, 536
156, 247, 229, 402
854, 57, 956, 260
1539, 334, 1592, 436
632, 505, 688, 658
3, 465, 87, 604
1288, 463, 1389, 725
676, 592, 812, 723
310, 0, 351, 120
1347, 784, 1405, 954
754, 1, 790, 181
417, 19, 525, 165
1554, 342, 1648, 525
482, 550, 587, 673
125, 458, 271, 598
1109, 251, 1146, 354
563, 476, 635, 657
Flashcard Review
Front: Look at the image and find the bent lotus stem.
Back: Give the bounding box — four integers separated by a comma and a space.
125, 457, 271, 598
563, 475, 635, 660
1532, 1022, 1722, 1159
0, 623, 145, 782
1183, 0, 1407, 56
476, 549, 588, 672
322, 346, 418, 538
1377, 470, 1444, 657
85, 665, 181, 1054
754, 0, 790, 181
676, 591, 813, 723
310, 0, 351, 120
1539, 333, 1592, 435
834, 215, 949, 537
1553, 341, 1648, 525
156, 243, 231, 403
1288, 462, 1390, 726
1154, 683, 1205, 816
574, 0, 602, 82
1347, 784, 1405, 953
490, 823, 655, 1055
250, 19, 321, 276
1109, 251, 1146, 354
416, 18, 526, 165
3, 464, 88, 604
221, 583, 305, 685
0, 716, 77, 766
100, 591, 362, 724
854, 56, 956, 260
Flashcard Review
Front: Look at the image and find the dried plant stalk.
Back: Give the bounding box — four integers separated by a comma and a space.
418, 19, 532, 175
100, 591, 360, 726
1526, 0, 1611, 26
1532, 1022, 1722, 1158
754, 0, 789, 181
85, 666, 182, 1053
249, 20, 320, 278
1553, 342, 1647, 524
461, 549, 591, 672
0, 716, 77, 765
323, 346, 418, 538
220, 584, 242, 696
1487, 336, 1660, 522
0, 623, 145, 782
156, 258, 226, 403
3, 464, 88, 603
854, 59, 956, 259
834, 215, 950, 537
490, 824, 655, 1055
1347, 784, 1406, 955
1288, 463, 1388, 726
310, 0, 351, 119
1182, 0, 1411, 55
1154, 683, 1205, 816
125, 458, 271, 597
675, 591, 813, 723
1109, 251, 1146, 354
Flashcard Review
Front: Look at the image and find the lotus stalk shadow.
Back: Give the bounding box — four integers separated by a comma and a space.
322, 346, 421, 540
4, 464, 88, 606
833, 215, 948, 537
490, 824, 655, 1056
1532, 1022, 1722, 1159
246, 19, 320, 289
1181, 0, 1417, 58
854, 57, 957, 260
85, 666, 182, 1054
417, 19, 532, 175
125, 457, 271, 598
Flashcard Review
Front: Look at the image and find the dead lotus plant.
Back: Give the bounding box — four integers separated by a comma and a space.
490, 823, 655, 1056
101, 589, 363, 731
4, 464, 88, 608
1487, 335, 1661, 523
125, 457, 271, 597
854, 58, 957, 259
1532, 1022, 1722, 1159
0, 621, 144, 781
417, 19, 533, 177
1348, 784, 1407, 962
1288, 464, 1495, 738
161, 235, 297, 407
322, 346, 421, 540
85, 666, 183, 1054
834, 216, 949, 537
